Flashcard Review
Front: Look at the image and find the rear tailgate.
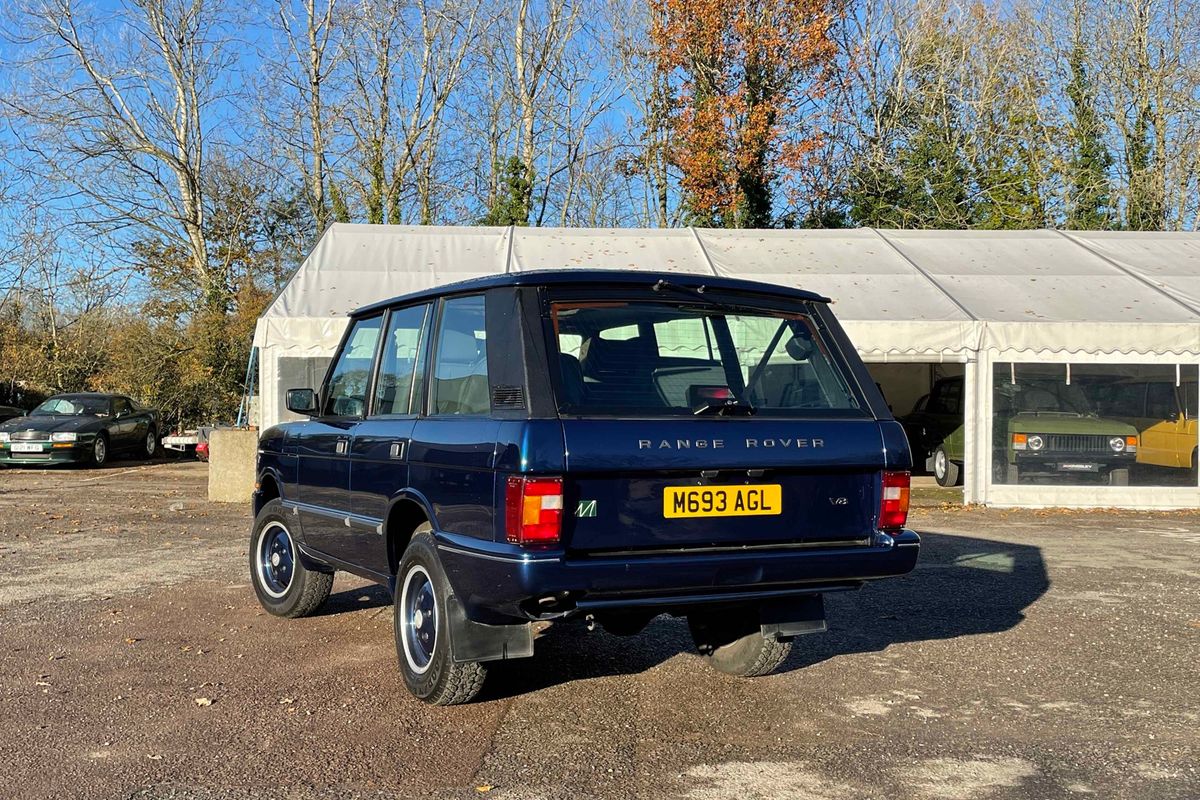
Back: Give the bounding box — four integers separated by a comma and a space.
560, 418, 886, 552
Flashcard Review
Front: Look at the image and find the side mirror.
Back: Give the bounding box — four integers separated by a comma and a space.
286, 388, 318, 415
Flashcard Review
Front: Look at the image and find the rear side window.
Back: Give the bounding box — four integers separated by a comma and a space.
373, 304, 430, 415
927, 379, 962, 415
323, 315, 383, 417
550, 300, 863, 417
431, 295, 490, 416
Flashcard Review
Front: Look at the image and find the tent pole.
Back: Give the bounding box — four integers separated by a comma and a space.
236, 346, 258, 428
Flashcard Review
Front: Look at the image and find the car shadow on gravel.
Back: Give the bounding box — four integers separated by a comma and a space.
481, 531, 1048, 699
317, 583, 393, 615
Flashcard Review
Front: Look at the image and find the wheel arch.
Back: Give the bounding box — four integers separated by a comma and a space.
254, 469, 283, 517
384, 491, 437, 577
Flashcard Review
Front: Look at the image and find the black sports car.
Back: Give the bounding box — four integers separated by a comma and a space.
0, 393, 161, 467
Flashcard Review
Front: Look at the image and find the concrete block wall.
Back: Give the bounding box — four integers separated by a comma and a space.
208, 428, 258, 504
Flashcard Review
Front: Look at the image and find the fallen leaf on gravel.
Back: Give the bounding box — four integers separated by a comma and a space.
475, 786, 494, 793
278, 697, 294, 705
194, 697, 213, 707
1188, 620, 1200, 629
147, 754, 162, 761
124, 638, 139, 645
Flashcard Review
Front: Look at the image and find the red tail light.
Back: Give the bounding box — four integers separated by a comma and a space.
879, 471, 910, 532
505, 476, 564, 547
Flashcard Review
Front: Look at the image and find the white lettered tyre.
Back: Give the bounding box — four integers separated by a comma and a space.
394, 527, 487, 705
250, 499, 333, 618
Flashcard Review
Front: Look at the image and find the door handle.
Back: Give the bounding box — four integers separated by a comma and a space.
335, 437, 349, 455
389, 440, 407, 460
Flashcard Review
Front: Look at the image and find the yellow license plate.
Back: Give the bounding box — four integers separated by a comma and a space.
663, 485, 783, 519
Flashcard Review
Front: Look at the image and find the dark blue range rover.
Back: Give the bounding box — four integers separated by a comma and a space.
251, 270, 919, 704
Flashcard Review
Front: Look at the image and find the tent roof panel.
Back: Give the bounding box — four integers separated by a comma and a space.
261, 224, 1200, 332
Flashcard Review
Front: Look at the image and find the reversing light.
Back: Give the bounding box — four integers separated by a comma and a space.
505, 476, 564, 547
879, 471, 910, 532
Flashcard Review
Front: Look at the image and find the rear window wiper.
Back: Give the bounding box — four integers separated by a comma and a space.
693, 398, 757, 417
651, 279, 743, 313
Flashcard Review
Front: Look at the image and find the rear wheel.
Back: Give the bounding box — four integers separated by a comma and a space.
688, 608, 791, 677
143, 427, 158, 459
250, 499, 333, 618
394, 529, 486, 705
933, 446, 960, 487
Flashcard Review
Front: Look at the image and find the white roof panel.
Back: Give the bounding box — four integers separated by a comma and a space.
697, 228, 971, 321
881, 230, 1199, 323
259, 224, 1200, 356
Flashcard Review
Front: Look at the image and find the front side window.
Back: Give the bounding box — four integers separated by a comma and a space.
373, 304, 430, 416
113, 397, 132, 416
323, 315, 383, 417
550, 300, 863, 417
431, 295, 490, 416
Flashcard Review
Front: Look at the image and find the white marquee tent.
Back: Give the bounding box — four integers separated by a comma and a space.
253, 224, 1200, 508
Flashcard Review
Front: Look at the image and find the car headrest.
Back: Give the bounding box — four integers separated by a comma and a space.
439, 330, 481, 365
579, 336, 654, 378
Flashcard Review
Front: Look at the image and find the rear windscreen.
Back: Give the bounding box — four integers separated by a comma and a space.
549, 300, 865, 417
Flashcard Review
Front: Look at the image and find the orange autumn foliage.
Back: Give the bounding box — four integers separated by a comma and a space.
650, 0, 839, 227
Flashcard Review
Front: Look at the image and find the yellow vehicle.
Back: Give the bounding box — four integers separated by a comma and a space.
1088, 378, 1198, 471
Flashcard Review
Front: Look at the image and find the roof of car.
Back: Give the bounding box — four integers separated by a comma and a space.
352, 269, 830, 317
50, 392, 120, 399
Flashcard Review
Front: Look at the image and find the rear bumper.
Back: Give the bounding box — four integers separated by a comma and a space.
436, 530, 920, 621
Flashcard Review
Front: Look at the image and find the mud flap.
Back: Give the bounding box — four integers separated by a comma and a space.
446, 593, 534, 663
760, 594, 827, 641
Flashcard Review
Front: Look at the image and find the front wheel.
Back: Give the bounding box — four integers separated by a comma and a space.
688, 608, 791, 677
143, 427, 158, 459
394, 529, 486, 705
90, 433, 109, 467
250, 499, 333, 618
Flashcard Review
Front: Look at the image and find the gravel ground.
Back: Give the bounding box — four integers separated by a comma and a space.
0, 461, 1197, 800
